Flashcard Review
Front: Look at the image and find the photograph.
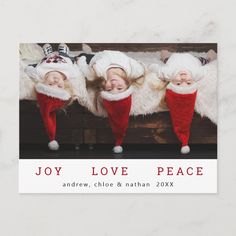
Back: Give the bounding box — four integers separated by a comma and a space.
20, 43, 217, 160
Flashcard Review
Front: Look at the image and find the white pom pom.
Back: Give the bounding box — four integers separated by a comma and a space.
113, 146, 123, 153
181, 145, 190, 154
48, 140, 59, 151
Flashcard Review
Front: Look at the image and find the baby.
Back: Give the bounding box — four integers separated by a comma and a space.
78, 50, 145, 153
25, 43, 79, 151
154, 49, 217, 154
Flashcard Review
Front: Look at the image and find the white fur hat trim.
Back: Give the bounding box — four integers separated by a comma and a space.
167, 82, 198, 94
35, 83, 71, 100
101, 86, 133, 101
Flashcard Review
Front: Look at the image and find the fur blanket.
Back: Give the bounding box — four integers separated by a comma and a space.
19, 44, 217, 124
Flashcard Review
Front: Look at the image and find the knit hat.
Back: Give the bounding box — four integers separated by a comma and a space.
165, 82, 197, 154
36, 53, 79, 80
35, 83, 71, 150
101, 86, 133, 153
89, 50, 145, 81
158, 53, 204, 82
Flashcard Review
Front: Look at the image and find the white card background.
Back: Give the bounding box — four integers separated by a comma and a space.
0, 0, 235, 235
19, 159, 217, 193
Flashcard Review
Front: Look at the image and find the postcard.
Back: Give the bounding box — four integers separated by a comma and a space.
19, 43, 217, 193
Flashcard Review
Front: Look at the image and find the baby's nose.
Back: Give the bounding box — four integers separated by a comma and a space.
179, 71, 187, 76
111, 81, 118, 86
181, 82, 189, 87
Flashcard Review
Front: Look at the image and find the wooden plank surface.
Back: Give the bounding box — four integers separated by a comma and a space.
20, 101, 217, 145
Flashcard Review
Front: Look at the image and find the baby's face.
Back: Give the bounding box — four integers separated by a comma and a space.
105, 68, 128, 94
43, 71, 65, 89
172, 70, 194, 87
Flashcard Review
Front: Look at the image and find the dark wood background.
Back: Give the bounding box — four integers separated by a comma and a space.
21, 44, 217, 146
20, 101, 217, 146
38, 43, 217, 53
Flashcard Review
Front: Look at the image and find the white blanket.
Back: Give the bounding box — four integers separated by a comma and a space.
20, 44, 217, 124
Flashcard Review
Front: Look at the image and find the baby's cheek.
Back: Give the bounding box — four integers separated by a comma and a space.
187, 74, 193, 80
173, 73, 181, 81
171, 80, 180, 86
104, 82, 110, 90
44, 77, 52, 83
122, 84, 128, 90
42, 79, 50, 85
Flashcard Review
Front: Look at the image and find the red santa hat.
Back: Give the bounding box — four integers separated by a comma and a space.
35, 83, 71, 150
36, 53, 79, 80
101, 86, 133, 153
165, 82, 197, 154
